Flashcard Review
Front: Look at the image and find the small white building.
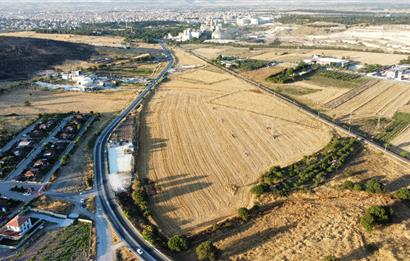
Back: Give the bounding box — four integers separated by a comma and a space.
386, 64, 410, 80
304, 55, 350, 67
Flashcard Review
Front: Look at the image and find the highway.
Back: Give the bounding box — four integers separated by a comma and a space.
94, 42, 174, 261
181, 47, 410, 166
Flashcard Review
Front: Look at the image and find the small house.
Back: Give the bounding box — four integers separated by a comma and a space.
5, 215, 32, 234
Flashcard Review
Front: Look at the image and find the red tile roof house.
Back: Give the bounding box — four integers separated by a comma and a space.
0, 215, 32, 240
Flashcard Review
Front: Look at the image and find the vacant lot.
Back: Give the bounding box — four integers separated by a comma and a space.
138, 48, 332, 236
328, 80, 410, 120
14, 221, 94, 261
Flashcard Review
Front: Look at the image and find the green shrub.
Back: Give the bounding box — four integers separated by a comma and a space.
322, 256, 338, 261
251, 183, 269, 195
394, 188, 410, 201
353, 183, 364, 191
361, 205, 393, 232
142, 225, 156, 244
341, 180, 354, 190
238, 207, 250, 222
365, 179, 385, 194
167, 235, 188, 252
195, 241, 220, 261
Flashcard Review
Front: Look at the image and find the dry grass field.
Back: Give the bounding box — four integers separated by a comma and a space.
391, 126, 410, 153
177, 147, 410, 261
213, 189, 410, 261
137, 48, 332, 236
0, 31, 125, 47
328, 80, 410, 120
0, 86, 140, 117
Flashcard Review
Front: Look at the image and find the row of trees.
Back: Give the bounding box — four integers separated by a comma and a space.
251, 137, 360, 196
317, 70, 361, 81
266, 62, 317, 83
340, 178, 385, 194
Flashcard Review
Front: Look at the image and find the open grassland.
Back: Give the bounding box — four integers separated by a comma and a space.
0, 86, 140, 117
138, 48, 332, 236
0, 31, 125, 47
328, 81, 410, 120
186, 44, 408, 65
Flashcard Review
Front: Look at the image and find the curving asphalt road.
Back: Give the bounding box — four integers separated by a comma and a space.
94, 42, 174, 261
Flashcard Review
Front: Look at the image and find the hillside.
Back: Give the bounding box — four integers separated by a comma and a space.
0, 36, 96, 80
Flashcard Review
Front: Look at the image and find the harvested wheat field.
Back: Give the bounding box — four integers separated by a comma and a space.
138, 48, 332, 236
212, 188, 410, 261
328, 80, 410, 120
391, 126, 410, 153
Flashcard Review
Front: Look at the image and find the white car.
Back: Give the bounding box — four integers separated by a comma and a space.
80, 198, 85, 203
23, 192, 31, 196
136, 248, 143, 255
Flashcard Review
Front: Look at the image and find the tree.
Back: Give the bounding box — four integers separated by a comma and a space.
250, 183, 269, 195
341, 180, 354, 190
353, 183, 364, 192
361, 205, 393, 232
394, 188, 410, 201
168, 235, 188, 252
238, 207, 250, 222
142, 225, 156, 243
365, 179, 385, 194
195, 241, 220, 261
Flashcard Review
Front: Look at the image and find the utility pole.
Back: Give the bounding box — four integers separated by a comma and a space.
376, 113, 382, 130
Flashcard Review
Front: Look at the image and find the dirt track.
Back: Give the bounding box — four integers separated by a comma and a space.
137, 48, 332, 235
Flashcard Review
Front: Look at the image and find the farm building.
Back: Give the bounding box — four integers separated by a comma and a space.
304, 55, 350, 67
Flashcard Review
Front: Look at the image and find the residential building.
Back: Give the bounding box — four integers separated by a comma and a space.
5, 215, 32, 234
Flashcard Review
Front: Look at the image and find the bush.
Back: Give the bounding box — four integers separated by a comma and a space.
341, 180, 354, 190
195, 241, 220, 261
365, 179, 385, 194
361, 206, 393, 232
322, 256, 338, 261
24, 100, 31, 106
168, 235, 188, 252
142, 225, 156, 244
237, 207, 250, 222
353, 183, 365, 192
250, 183, 269, 195
394, 188, 410, 201
400, 151, 409, 158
